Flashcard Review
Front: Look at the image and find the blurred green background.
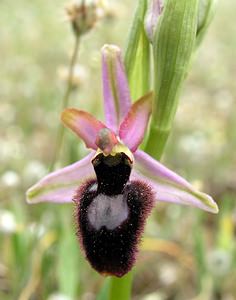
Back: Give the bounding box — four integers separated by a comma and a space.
0, 0, 235, 299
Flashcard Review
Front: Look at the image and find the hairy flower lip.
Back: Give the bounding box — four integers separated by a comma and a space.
76, 178, 154, 276
26, 44, 219, 213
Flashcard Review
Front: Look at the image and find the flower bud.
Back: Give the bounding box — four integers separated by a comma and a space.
145, 0, 164, 43
196, 0, 218, 47
65, 0, 104, 37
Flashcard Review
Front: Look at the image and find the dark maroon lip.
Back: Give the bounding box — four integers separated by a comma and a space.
74, 179, 154, 277
72, 150, 154, 277
92, 152, 132, 196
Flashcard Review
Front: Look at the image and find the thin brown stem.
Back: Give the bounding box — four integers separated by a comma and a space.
50, 35, 80, 171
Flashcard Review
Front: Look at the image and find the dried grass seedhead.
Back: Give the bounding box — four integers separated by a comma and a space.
65, 0, 105, 36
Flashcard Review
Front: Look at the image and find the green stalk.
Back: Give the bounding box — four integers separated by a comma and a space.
50, 35, 80, 171
109, 273, 133, 300
143, 126, 170, 159
145, 0, 199, 160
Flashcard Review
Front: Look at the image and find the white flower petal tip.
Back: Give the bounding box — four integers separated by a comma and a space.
26, 153, 95, 204
102, 44, 121, 57
26, 184, 74, 204
191, 191, 219, 214
133, 150, 219, 214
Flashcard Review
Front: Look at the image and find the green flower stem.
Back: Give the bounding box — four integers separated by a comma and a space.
109, 272, 133, 300
50, 35, 80, 171
144, 126, 170, 160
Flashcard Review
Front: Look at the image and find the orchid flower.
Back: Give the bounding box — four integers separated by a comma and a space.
26, 44, 218, 277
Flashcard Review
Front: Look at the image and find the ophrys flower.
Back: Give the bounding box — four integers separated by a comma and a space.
26, 44, 218, 277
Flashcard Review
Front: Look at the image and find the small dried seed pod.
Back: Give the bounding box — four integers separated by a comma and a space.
65, 0, 104, 37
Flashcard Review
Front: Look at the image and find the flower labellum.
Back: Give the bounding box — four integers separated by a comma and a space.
26, 44, 218, 277
75, 154, 154, 276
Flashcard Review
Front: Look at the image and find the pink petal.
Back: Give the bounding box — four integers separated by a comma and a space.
102, 44, 131, 132
119, 92, 152, 152
133, 150, 218, 213
26, 153, 95, 204
61, 109, 107, 149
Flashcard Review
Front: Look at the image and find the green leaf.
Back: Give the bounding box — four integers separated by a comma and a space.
124, 0, 147, 76
145, 0, 199, 159
124, 0, 150, 100
129, 23, 150, 100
